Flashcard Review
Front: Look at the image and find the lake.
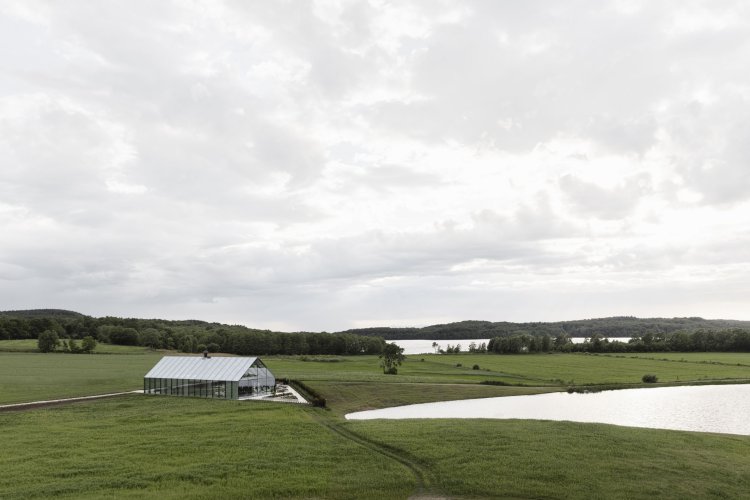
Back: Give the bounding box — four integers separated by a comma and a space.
394, 337, 632, 354
346, 383, 750, 436
394, 339, 490, 355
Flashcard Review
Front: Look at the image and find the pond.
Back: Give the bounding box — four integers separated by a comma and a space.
346, 384, 750, 436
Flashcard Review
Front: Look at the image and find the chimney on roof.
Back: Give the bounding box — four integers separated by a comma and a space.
203, 349, 210, 359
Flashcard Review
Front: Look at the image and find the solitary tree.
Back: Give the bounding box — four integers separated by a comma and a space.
37, 330, 60, 353
81, 336, 97, 353
379, 342, 406, 374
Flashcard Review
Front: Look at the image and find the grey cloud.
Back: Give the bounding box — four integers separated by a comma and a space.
659, 94, 750, 205
337, 164, 444, 193
584, 114, 657, 155
169, 199, 582, 298
559, 173, 652, 219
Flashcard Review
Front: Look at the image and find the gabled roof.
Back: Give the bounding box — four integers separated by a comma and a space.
144, 356, 260, 382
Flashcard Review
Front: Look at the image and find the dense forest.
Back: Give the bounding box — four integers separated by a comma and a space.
0, 310, 384, 356
2, 310, 750, 355
342, 317, 750, 340
486, 329, 750, 354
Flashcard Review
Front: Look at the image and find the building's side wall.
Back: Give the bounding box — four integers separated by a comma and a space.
144, 378, 236, 399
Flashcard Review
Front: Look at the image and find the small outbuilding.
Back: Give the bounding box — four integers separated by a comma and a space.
143, 354, 275, 400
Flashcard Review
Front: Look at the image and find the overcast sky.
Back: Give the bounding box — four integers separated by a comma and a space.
1, 1, 749, 331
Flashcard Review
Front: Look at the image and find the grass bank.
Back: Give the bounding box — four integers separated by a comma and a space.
349, 419, 750, 499
313, 381, 558, 416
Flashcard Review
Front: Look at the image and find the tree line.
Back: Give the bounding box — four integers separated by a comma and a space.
486, 329, 750, 354
4, 310, 750, 356
0, 310, 384, 356
342, 317, 750, 340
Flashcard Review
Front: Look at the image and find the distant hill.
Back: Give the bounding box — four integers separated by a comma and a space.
0, 309, 85, 319
339, 317, 750, 340
2, 309, 749, 342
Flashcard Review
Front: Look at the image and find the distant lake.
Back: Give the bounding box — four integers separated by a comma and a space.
394, 339, 490, 355
346, 384, 750, 436
394, 337, 632, 354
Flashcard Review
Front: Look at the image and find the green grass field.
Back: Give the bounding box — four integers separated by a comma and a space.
618, 352, 750, 365
2, 350, 750, 498
350, 419, 750, 499
0, 396, 414, 499
417, 352, 750, 385
313, 381, 558, 416
0, 339, 155, 354
0, 352, 163, 404
3, 350, 750, 406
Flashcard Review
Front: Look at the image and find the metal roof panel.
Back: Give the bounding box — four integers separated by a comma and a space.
144, 356, 260, 381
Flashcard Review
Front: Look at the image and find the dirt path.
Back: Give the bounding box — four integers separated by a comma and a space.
312, 412, 448, 499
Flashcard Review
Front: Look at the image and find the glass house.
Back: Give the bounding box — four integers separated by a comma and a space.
143, 355, 275, 400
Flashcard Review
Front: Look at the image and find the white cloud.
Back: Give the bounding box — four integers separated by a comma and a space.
1, 0, 750, 330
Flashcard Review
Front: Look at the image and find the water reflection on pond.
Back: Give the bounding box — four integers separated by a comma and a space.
346, 384, 750, 436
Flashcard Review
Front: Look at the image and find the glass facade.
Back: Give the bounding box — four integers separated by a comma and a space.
143, 378, 233, 399
238, 359, 275, 397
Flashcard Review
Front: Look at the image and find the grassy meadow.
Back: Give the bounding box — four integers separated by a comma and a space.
2, 347, 750, 498
0, 352, 163, 404
351, 419, 750, 499
0, 339, 154, 354
0, 396, 414, 499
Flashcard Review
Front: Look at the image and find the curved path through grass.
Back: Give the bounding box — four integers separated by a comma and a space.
313, 413, 440, 498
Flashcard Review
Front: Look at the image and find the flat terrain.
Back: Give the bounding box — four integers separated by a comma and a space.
0, 339, 154, 354
417, 352, 750, 386
0, 352, 163, 404
2, 349, 750, 498
619, 352, 750, 365
351, 419, 750, 499
1, 394, 748, 499
0, 396, 413, 499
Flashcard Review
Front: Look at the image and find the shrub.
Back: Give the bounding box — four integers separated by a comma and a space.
456, 363, 462, 367
81, 336, 97, 353
642, 374, 658, 383
109, 327, 140, 346
384, 367, 398, 375
472, 364, 480, 370
289, 379, 326, 407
